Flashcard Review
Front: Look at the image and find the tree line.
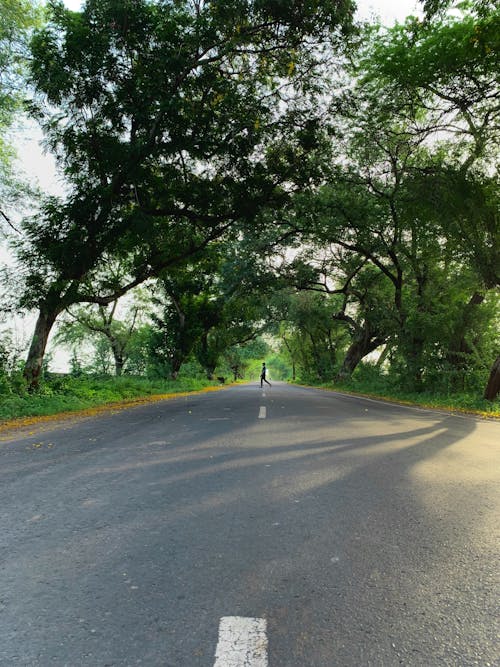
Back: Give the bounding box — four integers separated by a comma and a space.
0, 0, 498, 401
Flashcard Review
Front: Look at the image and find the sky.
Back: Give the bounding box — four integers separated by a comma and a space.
2, 0, 423, 371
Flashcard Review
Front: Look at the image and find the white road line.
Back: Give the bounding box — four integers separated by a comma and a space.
213, 616, 268, 667
258, 406, 266, 419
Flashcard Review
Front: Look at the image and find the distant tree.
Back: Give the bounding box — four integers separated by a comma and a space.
222, 337, 270, 382
278, 290, 345, 382
194, 294, 267, 380
55, 292, 149, 375
149, 246, 272, 379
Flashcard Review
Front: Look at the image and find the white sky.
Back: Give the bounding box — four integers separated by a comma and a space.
1, 0, 423, 371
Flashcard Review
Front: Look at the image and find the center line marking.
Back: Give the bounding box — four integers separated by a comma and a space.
213, 616, 268, 667
258, 406, 266, 419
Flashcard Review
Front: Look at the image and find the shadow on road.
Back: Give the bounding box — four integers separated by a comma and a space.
1, 387, 498, 665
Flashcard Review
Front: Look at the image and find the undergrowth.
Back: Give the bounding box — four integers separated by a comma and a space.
0, 375, 218, 421
293, 376, 500, 417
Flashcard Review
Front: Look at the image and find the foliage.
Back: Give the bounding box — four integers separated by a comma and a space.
259, 352, 291, 381
268, 2, 500, 397
0, 0, 41, 230
147, 245, 275, 379
1, 0, 497, 403
54, 291, 150, 375
0, 0, 40, 137
15, 0, 354, 388
0, 327, 28, 395
293, 364, 500, 416
276, 290, 347, 382
0, 373, 217, 421
219, 336, 270, 381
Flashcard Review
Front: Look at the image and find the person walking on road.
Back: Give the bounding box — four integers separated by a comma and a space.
260, 362, 271, 388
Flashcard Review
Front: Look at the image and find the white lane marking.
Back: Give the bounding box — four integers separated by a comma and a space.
213, 616, 268, 667
258, 406, 266, 419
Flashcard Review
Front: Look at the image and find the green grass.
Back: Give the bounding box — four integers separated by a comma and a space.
292, 378, 500, 417
0, 375, 219, 422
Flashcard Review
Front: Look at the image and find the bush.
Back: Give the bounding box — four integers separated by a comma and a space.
0, 373, 11, 396
292, 362, 499, 416
0, 373, 218, 421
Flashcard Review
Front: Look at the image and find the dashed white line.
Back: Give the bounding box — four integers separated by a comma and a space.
213, 616, 268, 667
258, 406, 266, 419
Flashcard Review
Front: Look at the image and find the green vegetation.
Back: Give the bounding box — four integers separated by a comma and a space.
12, 0, 354, 390
0, 374, 219, 422
0, 0, 499, 420
289, 364, 500, 417
0, 0, 41, 225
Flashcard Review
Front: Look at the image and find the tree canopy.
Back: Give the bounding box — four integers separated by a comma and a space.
0, 0, 498, 403
12, 0, 354, 388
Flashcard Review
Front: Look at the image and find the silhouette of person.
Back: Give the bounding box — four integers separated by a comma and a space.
260, 362, 271, 388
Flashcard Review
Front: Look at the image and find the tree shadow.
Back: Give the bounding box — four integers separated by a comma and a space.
1, 389, 498, 665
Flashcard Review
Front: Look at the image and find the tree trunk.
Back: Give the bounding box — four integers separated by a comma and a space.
336, 341, 366, 379
110, 339, 125, 376
444, 291, 486, 391
447, 291, 485, 369
484, 355, 500, 401
336, 333, 386, 381
406, 337, 425, 391
114, 356, 124, 376
23, 308, 59, 391
170, 355, 182, 380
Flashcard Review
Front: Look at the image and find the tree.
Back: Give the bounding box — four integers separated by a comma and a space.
0, 0, 40, 234
55, 294, 147, 376
358, 3, 500, 395
194, 293, 268, 380
17, 0, 354, 389
222, 337, 270, 382
279, 248, 396, 380
149, 245, 272, 379
332, 268, 395, 380
277, 290, 345, 381
484, 355, 500, 401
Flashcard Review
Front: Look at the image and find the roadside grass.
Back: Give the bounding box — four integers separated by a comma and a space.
292, 378, 500, 418
0, 375, 220, 423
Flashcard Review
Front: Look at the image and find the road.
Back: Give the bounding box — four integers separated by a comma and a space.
0, 382, 498, 666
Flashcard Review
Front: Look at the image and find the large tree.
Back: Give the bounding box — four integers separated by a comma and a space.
278, 3, 499, 393
17, 0, 354, 389
360, 3, 500, 395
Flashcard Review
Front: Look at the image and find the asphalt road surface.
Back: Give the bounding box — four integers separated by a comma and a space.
1, 382, 499, 666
